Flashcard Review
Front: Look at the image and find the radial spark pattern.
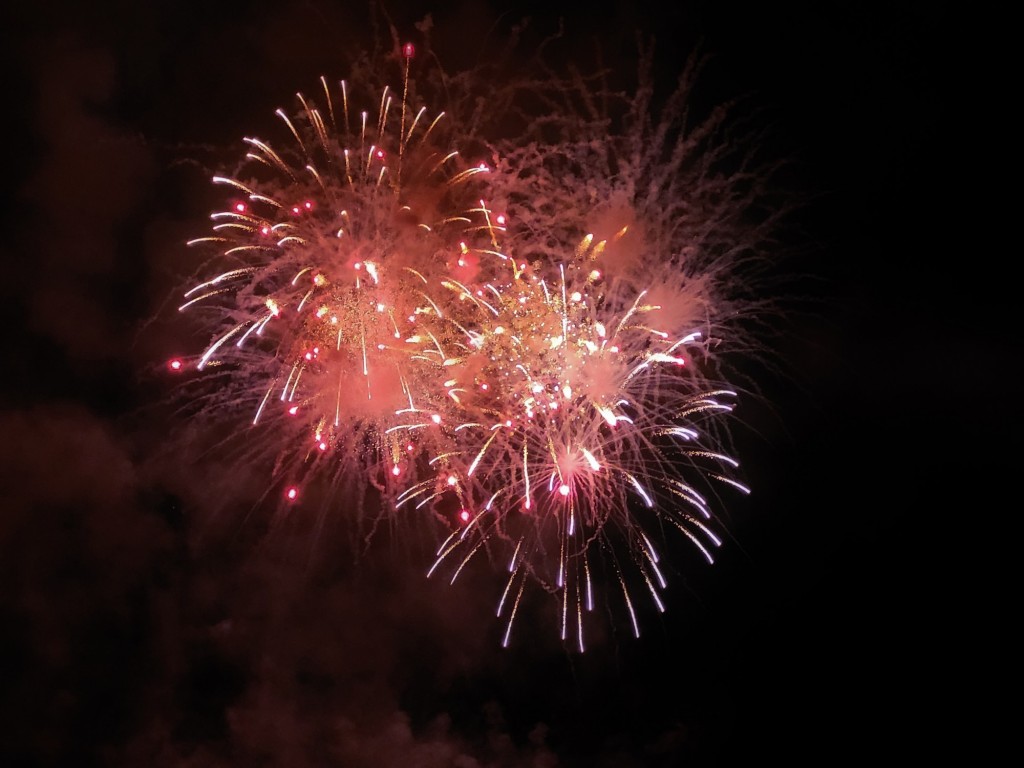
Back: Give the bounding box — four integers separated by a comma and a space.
172, 42, 781, 648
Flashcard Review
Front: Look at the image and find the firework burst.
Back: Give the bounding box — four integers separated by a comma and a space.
169, 35, 787, 648
174, 49, 501, 522
400, 221, 752, 650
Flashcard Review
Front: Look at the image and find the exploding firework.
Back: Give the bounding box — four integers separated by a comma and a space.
169, 34, 788, 648
173, 46, 503, 526
397, 248, 749, 650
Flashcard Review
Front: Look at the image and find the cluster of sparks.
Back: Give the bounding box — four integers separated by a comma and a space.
171, 43, 769, 650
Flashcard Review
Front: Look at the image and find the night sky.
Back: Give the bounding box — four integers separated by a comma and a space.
1, 1, 997, 766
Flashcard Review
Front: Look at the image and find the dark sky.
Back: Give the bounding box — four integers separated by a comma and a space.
0, 1, 999, 766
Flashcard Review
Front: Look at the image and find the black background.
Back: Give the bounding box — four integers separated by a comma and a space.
1, 1, 1000, 765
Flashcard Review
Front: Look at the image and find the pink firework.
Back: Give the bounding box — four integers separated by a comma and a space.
176, 59, 499, 528
171, 38, 788, 648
